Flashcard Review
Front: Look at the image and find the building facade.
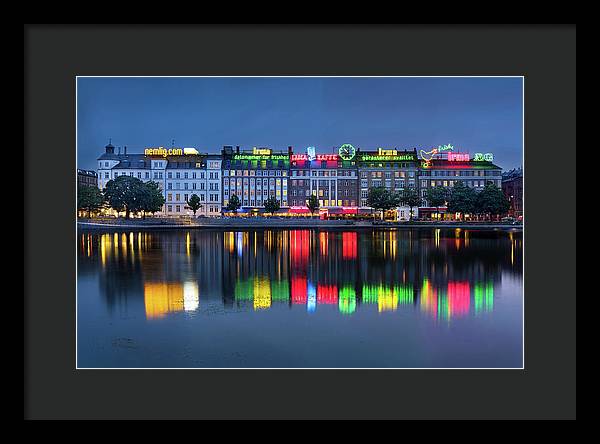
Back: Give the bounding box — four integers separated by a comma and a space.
94, 142, 506, 219
418, 149, 503, 219
78, 169, 98, 188
164, 154, 221, 216
501, 167, 523, 218
221, 146, 290, 213
96, 143, 222, 216
288, 146, 359, 217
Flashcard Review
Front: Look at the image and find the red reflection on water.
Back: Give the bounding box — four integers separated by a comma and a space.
290, 230, 310, 268
291, 276, 307, 304
447, 281, 470, 317
342, 232, 357, 259
317, 284, 338, 304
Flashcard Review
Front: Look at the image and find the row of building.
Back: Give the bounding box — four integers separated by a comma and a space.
86, 142, 517, 219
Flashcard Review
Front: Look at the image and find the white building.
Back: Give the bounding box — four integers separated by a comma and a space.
96, 143, 222, 217
164, 155, 221, 217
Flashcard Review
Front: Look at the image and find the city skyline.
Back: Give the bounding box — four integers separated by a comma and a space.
77, 77, 524, 171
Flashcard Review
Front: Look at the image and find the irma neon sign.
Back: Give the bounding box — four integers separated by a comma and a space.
291, 154, 339, 161
448, 152, 470, 162
360, 148, 416, 162
252, 147, 272, 155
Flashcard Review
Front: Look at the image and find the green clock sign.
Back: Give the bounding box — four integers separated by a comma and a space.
338, 143, 356, 160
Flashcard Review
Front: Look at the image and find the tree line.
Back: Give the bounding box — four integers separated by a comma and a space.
78, 175, 165, 219
78, 176, 510, 220
367, 181, 510, 220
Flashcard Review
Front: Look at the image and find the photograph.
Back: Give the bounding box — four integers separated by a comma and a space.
76, 76, 524, 369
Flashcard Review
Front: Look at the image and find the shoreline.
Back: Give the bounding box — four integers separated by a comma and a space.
77, 220, 522, 231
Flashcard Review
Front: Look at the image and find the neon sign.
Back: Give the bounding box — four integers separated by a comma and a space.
233, 154, 288, 160
183, 147, 199, 155
448, 152, 470, 162
419, 144, 454, 161
291, 154, 339, 161
473, 153, 494, 162
252, 147, 272, 155
144, 147, 184, 157
358, 147, 417, 162
306, 146, 316, 160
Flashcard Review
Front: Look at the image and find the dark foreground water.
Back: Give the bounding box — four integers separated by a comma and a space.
77, 228, 523, 368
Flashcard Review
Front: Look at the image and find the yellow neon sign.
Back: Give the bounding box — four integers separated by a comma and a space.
378, 148, 398, 156
144, 147, 183, 157
252, 147, 272, 155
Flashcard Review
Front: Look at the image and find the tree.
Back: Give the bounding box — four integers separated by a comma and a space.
78, 185, 104, 218
366, 187, 400, 220
475, 182, 510, 220
400, 188, 422, 221
139, 181, 166, 218
307, 194, 320, 217
187, 193, 202, 216
226, 194, 241, 214
447, 181, 477, 220
103, 175, 145, 219
425, 186, 448, 220
263, 196, 280, 215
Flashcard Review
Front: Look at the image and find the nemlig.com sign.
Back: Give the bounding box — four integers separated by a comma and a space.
144, 147, 183, 157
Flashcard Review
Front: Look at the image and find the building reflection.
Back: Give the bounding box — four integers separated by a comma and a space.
78, 228, 520, 321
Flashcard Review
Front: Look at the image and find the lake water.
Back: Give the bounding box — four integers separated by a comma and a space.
77, 228, 523, 368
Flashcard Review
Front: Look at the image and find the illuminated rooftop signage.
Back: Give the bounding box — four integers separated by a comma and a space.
378, 148, 397, 156
183, 147, 199, 155
360, 151, 416, 162
419, 144, 454, 161
473, 153, 494, 162
448, 152, 470, 162
144, 147, 184, 157
306, 146, 316, 160
233, 154, 288, 160
252, 147, 272, 155
291, 154, 339, 161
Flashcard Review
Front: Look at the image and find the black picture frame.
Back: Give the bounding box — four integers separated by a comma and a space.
24, 24, 576, 420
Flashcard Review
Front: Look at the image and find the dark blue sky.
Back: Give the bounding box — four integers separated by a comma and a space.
77, 77, 523, 170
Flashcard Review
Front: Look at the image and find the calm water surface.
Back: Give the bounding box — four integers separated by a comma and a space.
77, 228, 523, 368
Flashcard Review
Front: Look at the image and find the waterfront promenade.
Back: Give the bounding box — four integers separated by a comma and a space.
77, 218, 522, 231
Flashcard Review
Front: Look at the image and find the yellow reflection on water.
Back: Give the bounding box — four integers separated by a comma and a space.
434, 229, 440, 248
253, 276, 272, 310
144, 282, 185, 319
186, 232, 191, 257
100, 233, 107, 267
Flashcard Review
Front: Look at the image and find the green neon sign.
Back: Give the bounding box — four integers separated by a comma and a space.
360, 154, 416, 162
473, 153, 494, 162
233, 154, 289, 161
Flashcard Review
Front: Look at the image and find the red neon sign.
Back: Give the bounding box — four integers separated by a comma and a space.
291, 154, 339, 161
448, 152, 470, 162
